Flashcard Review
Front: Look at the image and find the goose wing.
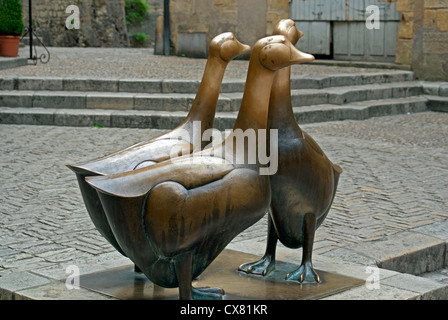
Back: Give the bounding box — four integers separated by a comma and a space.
142, 168, 270, 259
68, 138, 193, 176
85, 155, 235, 198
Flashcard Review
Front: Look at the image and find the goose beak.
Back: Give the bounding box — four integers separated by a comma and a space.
289, 44, 315, 64
238, 41, 251, 55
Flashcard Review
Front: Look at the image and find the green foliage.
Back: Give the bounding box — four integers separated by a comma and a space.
133, 32, 148, 43
0, 0, 24, 36
125, 0, 149, 25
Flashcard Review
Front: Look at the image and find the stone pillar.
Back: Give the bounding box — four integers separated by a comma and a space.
396, 0, 414, 65
396, 0, 448, 81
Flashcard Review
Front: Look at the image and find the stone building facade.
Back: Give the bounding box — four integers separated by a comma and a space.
15, 0, 447, 80
160, 0, 289, 58
21, 0, 129, 47
395, 0, 448, 81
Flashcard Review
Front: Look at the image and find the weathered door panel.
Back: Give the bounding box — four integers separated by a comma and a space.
295, 21, 331, 55
291, 0, 401, 62
333, 21, 399, 62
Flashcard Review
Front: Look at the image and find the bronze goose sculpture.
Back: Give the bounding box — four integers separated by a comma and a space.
67, 33, 250, 257
239, 19, 343, 283
85, 35, 315, 299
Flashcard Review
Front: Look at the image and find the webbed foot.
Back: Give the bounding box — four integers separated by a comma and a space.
238, 255, 275, 276
285, 261, 320, 284
192, 287, 225, 300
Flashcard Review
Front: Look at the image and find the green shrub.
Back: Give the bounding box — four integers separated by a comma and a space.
133, 32, 148, 43
0, 0, 24, 36
125, 0, 150, 25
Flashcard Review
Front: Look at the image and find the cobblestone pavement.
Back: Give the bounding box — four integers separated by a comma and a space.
1, 111, 447, 277
0, 47, 392, 80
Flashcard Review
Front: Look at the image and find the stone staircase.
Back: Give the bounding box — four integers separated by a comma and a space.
0, 70, 447, 130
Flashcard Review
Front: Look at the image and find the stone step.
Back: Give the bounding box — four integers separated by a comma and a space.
425, 95, 448, 113
0, 57, 28, 71
0, 71, 415, 94
0, 96, 429, 130
0, 82, 424, 113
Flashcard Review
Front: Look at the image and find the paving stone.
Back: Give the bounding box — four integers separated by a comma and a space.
0, 271, 51, 293
439, 85, 448, 97
382, 273, 448, 299
54, 109, 112, 127
118, 78, 162, 93
216, 96, 234, 112
86, 93, 134, 110
63, 77, 118, 92
134, 93, 193, 111
426, 96, 448, 113
33, 91, 86, 109
18, 77, 63, 91
291, 89, 329, 106
412, 220, 448, 242
110, 110, 155, 128
343, 231, 446, 275
1, 103, 447, 299
362, 73, 391, 84
161, 79, 200, 93
0, 107, 55, 125
0, 90, 33, 108
328, 74, 363, 87
15, 280, 117, 300
321, 284, 420, 300
0, 77, 16, 90
420, 268, 448, 285
321, 247, 379, 267
220, 79, 246, 93
422, 82, 441, 95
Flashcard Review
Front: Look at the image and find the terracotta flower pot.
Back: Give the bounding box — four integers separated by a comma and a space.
0, 35, 21, 57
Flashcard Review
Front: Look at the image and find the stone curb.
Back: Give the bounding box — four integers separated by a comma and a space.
227, 220, 448, 300
0, 82, 424, 113
0, 71, 415, 94
305, 59, 413, 71
425, 96, 448, 113
0, 96, 429, 130
0, 57, 28, 71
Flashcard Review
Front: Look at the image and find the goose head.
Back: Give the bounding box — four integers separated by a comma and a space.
273, 19, 304, 45
209, 32, 251, 62
256, 35, 314, 71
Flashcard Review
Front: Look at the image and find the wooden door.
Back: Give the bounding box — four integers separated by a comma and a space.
290, 0, 401, 62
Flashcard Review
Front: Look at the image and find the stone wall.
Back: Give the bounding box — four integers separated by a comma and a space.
166, 0, 289, 57
266, 0, 290, 36
396, 0, 448, 81
21, 0, 129, 47
127, 0, 163, 48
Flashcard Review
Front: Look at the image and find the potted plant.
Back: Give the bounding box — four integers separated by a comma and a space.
0, 0, 25, 57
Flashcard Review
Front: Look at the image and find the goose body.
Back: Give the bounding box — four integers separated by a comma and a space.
86, 35, 315, 299
67, 33, 250, 257
239, 19, 342, 283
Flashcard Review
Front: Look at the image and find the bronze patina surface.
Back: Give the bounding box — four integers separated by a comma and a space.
78, 249, 363, 300
67, 33, 250, 258
239, 20, 342, 284
84, 35, 314, 300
